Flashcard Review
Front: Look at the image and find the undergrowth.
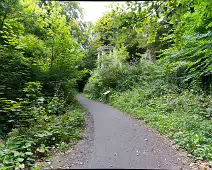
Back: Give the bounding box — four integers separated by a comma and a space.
84, 58, 212, 161
110, 89, 212, 161
0, 82, 85, 169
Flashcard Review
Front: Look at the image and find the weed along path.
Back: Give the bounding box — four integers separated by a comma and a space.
50, 94, 197, 169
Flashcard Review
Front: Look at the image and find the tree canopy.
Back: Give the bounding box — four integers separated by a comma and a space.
0, 0, 211, 169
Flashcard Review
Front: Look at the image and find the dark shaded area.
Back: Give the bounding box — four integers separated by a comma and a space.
77, 73, 91, 92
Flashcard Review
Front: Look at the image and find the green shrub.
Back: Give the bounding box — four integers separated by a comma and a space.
84, 50, 165, 99
110, 88, 212, 161
84, 50, 212, 161
0, 81, 86, 169
0, 108, 85, 169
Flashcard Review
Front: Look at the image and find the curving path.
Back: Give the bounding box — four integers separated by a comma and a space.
50, 94, 196, 169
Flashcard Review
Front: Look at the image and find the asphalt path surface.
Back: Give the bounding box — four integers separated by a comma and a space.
50, 94, 196, 169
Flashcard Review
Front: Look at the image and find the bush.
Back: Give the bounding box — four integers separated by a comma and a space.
0, 108, 85, 169
0, 82, 86, 169
84, 47, 129, 99
84, 49, 164, 100
110, 89, 212, 161
84, 51, 212, 161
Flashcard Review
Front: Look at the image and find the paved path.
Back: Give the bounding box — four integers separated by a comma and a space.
50, 94, 195, 169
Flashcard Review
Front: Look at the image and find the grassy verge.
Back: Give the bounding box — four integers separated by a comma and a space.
0, 100, 85, 170
85, 88, 212, 163
108, 89, 212, 161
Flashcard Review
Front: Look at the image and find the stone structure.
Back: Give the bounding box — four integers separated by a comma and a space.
97, 46, 115, 69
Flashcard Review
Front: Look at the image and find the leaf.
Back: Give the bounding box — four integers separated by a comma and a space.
13, 151, 21, 157
37, 148, 45, 153
18, 164, 25, 169
16, 158, 24, 162
0, 150, 5, 157
3, 158, 13, 165
25, 152, 33, 156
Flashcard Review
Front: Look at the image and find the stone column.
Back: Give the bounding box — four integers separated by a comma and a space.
97, 52, 100, 68
98, 52, 100, 60
101, 51, 105, 69
109, 50, 112, 57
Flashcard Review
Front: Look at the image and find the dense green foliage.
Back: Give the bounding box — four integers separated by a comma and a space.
0, 0, 87, 169
84, 0, 212, 162
87, 1, 212, 90
0, 0, 212, 168
84, 56, 212, 161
